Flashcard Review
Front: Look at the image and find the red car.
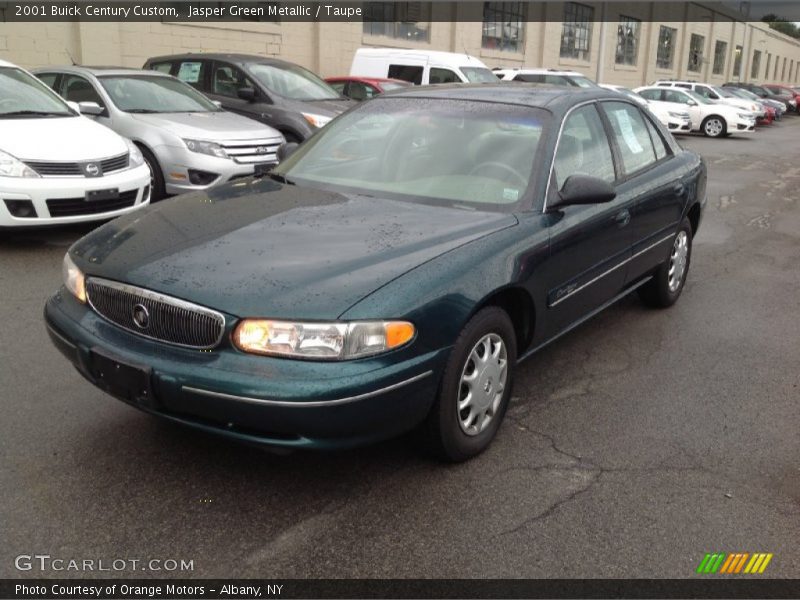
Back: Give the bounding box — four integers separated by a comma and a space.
325, 76, 411, 101
763, 84, 799, 113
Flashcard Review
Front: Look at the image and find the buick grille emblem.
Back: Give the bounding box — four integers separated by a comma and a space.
83, 162, 101, 177
132, 304, 150, 329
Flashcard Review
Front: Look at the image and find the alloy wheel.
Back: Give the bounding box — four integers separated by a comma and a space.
704, 118, 723, 137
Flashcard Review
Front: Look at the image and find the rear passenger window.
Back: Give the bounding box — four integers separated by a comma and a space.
150, 62, 173, 74
638, 89, 662, 101
602, 102, 658, 175
387, 64, 423, 85
644, 116, 669, 160
554, 104, 616, 189
429, 68, 459, 84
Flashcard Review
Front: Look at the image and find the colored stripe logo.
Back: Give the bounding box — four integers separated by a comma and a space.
696, 553, 773, 574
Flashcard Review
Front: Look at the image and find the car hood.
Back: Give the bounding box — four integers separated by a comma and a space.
131, 111, 281, 140
70, 180, 517, 319
289, 98, 354, 117
0, 115, 127, 161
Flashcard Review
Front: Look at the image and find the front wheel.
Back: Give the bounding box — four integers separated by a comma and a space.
139, 145, 166, 201
702, 116, 727, 138
424, 307, 517, 462
638, 218, 693, 308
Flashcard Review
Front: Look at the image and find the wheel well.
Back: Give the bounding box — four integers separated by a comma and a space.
687, 202, 701, 237
480, 287, 535, 352
280, 130, 302, 143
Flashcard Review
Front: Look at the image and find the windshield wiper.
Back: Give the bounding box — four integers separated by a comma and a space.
0, 110, 70, 117
267, 172, 295, 185
126, 109, 160, 114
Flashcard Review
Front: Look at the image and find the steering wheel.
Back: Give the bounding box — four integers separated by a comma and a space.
468, 161, 527, 188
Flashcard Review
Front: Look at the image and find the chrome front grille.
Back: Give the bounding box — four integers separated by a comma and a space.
86, 278, 225, 350
25, 152, 129, 177
220, 138, 282, 165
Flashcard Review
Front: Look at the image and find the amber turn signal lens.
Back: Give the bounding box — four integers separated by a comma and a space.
385, 321, 415, 349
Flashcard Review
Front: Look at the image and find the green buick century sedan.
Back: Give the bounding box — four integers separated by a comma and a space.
45, 84, 706, 461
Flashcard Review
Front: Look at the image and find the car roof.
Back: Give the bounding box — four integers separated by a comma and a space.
32, 65, 170, 77
146, 53, 299, 68
494, 68, 586, 76
379, 82, 625, 112
326, 76, 406, 84
354, 48, 485, 64
0, 59, 17, 68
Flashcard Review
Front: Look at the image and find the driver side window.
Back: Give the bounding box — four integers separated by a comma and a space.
212, 64, 251, 98
554, 104, 616, 190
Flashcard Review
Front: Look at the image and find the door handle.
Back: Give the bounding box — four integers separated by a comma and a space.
613, 209, 631, 228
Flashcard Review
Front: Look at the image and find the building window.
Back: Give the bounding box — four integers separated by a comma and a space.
363, 2, 431, 42
560, 2, 593, 61
733, 45, 743, 77
774, 55, 779, 79
781, 57, 787, 80
765, 53, 772, 79
750, 50, 761, 79
687, 34, 704, 72
482, 2, 526, 53
712, 40, 727, 75
615, 16, 640, 66
656, 26, 677, 70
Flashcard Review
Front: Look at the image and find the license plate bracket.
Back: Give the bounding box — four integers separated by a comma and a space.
253, 163, 273, 177
85, 188, 119, 202
89, 349, 154, 407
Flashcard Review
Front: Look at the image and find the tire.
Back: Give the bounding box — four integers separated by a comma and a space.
638, 218, 693, 308
282, 131, 302, 144
139, 144, 166, 201
423, 307, 517, 462
702, 116, 727, 138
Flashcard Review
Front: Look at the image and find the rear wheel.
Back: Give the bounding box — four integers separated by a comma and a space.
424, 307, 517, 462
638, 218, 693, 308
702, 116, 726, 138
139, 145, 166, 202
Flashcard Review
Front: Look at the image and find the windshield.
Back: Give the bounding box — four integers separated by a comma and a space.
569, 76, 597, 89
0, 67, 74, 118
715, 86, 738, 98
99, 75, 219, 113
461, 67, 500, 83
248, 63, 340, 101
730, 88, 758, 101
272, 98, 548, 212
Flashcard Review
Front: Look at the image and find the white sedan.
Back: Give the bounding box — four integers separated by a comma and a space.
0, 59, 150, 228
634, 86, 755, 138
600, 84, 692, 134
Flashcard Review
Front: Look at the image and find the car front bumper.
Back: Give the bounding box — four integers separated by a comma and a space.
44, 289, 445, 449
154, 144, 279, 195
0, 164, 150, 227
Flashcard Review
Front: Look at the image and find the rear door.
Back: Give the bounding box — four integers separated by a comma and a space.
540, 102, 634, 337
599, 100, 684, 281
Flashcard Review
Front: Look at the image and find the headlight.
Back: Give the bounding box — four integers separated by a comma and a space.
668, 111, 688, 119
301, 113, 332, 128
62, 253, 86, 303
737, 112, 752, 120
0, 149, 39, 178
233, 319, 415, 360
183, 139, 228, 159
124, 138, 145, 168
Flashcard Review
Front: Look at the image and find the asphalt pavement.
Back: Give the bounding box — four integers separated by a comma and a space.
1, 118, 799, 579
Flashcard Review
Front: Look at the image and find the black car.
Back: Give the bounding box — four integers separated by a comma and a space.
46, 85, 706, 461
144, 53, 354, 142
723, 82, 795, 112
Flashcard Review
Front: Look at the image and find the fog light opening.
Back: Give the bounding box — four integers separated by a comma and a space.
188, 170, 218, 186
4, 199, 37, 218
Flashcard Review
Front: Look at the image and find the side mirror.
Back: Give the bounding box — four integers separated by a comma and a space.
276, 141, 299, 162
686, 99, 697, 106
552, 175, 616, 209
211, 100, 222, 108
78, 101, 104, 116
237, 87, 256, 102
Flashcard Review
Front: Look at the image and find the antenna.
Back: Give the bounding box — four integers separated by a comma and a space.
65, 48, 78, 66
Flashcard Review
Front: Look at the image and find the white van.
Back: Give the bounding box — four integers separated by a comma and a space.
350, 48, 497, 85
0, 59, 151, 228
